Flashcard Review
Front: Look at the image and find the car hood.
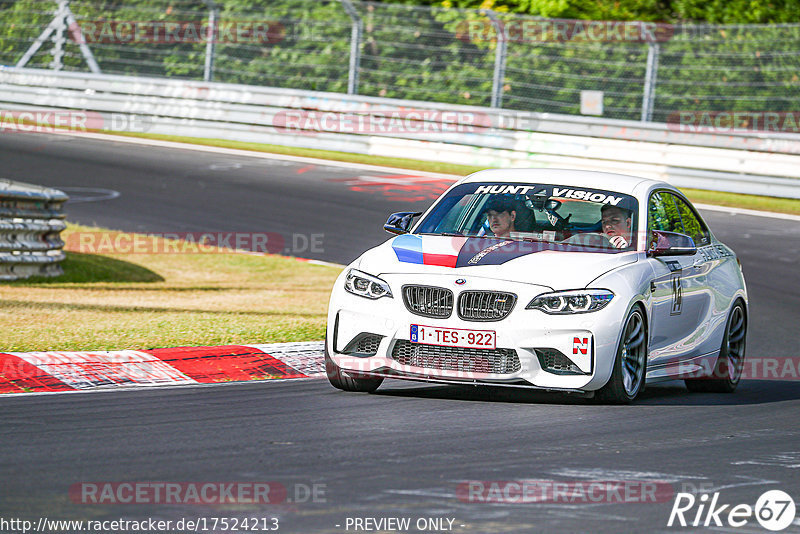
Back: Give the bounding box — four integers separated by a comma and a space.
357, 234, 638, 290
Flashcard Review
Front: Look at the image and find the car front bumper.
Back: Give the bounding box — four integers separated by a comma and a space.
327, 271, 629, 392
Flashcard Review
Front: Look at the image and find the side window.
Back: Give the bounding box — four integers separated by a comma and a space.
673, 195, 710, 246
648, 192, 682, 233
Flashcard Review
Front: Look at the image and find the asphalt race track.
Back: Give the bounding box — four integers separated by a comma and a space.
2, 133, 800, 533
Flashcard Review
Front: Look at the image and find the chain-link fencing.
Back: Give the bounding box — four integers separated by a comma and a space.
1, 0, 798, 123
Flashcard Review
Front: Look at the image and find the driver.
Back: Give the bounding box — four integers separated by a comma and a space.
483, 196, 517, 238
601, 205, 633, 249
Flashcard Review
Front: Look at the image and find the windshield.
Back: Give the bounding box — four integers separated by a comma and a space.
414, 182, 639, 252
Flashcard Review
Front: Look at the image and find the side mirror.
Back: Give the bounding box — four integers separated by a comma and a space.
384, 211, 422, 235
648, 230, 697, 256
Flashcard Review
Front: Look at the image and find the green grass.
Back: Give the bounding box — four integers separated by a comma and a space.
681, 188, 800, 215
0, 224, 341, 352
116, 131, 800, 216
16, 252, 166, 284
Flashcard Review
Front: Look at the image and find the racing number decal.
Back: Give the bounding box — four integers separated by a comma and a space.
573, 337, 589, 355
670, 274, 683, 316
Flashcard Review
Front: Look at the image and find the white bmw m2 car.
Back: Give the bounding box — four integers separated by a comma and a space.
325, 169, 748, 403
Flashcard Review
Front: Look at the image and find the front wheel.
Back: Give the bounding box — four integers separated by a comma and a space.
325, 337, 383, 393
685, 301, 746, 393
597, 307, 648, 404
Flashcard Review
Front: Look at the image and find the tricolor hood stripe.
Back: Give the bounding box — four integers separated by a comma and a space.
391, 234, 466, 267
423, 253, 458, 268
391, 234, 424, 264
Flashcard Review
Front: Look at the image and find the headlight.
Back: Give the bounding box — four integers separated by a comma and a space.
344, 269, 393, 299
526, 289, 614, 314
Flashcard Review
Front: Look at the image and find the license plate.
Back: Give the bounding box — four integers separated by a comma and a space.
410, 325, 496, 349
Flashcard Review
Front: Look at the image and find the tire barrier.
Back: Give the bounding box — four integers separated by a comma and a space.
0, 179, 67, 281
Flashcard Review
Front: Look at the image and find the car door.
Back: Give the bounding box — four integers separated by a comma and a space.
647, 191, 710, 365
673, 195, 740, 360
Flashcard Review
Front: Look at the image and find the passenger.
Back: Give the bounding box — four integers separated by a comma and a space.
483, 197, 517, 238
601, 205, 633, 249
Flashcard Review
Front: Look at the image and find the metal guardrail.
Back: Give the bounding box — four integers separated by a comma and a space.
0, 179, 68, 281
1, 67, 800, 199
4, 67, 800, 152
3, 0, 799, 123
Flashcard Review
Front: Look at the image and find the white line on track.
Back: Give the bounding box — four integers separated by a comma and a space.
46, 129, 800, 223
694, 203, 800, 222
47, 129, 460, 179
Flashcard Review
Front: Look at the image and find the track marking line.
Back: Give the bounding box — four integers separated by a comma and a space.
43, 129, 800, 223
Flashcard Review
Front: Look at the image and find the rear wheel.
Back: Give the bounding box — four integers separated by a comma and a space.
685, 301, 746, 393
597, 307, 647, 404
325, 336, 383, 393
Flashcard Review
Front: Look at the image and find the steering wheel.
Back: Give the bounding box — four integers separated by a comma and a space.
561, 232, 613, 248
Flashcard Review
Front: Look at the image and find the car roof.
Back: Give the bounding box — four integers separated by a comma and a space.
460, 168, 671, 196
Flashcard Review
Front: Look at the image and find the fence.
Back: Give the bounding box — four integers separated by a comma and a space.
2, 67, 800, 199
1, 0, 799, 123
0, 179, 67, 280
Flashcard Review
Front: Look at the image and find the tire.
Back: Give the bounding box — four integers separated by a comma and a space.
325, 336, 383, 393
685, 301, 746, 393
597, 307, 648, 404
